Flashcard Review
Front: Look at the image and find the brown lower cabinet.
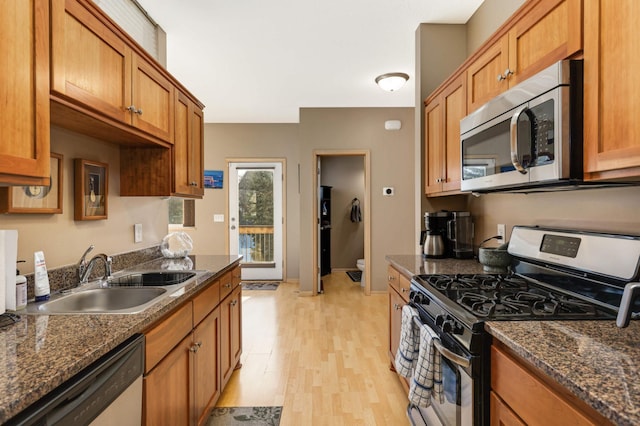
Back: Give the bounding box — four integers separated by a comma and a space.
491, 343, 612, 426
143, 266, 241, 425
221, 285, 242, 388
387, 264, 411, 391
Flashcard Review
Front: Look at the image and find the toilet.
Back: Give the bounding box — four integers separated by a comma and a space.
356, 258, 365, 288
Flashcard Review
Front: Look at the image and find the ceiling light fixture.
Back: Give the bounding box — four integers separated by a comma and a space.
375, 72, 410, 92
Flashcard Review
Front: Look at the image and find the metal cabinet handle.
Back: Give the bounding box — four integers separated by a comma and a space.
126, 105, 143, 115
617, 282, 640, 327
510, 105, 530, 175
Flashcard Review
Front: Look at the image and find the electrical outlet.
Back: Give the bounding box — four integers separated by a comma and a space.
134, 223, 143, 243
497, 224, 506, 241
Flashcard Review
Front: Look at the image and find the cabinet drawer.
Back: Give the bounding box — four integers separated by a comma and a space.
145, 302, 193, 373
193, 279, 220, 326
219, 271, 233, 300
491, 345, 599, 426
398, 274, 411, 302
387, 265, 401, 294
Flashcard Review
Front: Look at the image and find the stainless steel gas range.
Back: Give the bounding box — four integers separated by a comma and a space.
407, 225, 640, 426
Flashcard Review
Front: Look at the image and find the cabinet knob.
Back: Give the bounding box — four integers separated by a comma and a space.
388, 276, 395, 281
394, 303, 401, 310
497, 74, 505, 81
504, 68, 514, 77
190, 181, 198, 186
225, 283, 232, 288
135, 108, 143, 115
401, 287, 407, 293
189, 342, 202, 353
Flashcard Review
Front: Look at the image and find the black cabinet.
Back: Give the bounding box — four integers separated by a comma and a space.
320, 186, 331, 276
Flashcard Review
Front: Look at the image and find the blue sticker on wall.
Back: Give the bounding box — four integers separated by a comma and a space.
204, 170, 223, 188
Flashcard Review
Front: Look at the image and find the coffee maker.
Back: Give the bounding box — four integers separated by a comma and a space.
447, 211, 474, 259
423, 211, 450, 258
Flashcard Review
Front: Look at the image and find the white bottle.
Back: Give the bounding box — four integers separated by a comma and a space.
15, 271, 27, 310
34, 251, 50, 302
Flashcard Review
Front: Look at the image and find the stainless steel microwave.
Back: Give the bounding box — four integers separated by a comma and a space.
460, 60, 584, 193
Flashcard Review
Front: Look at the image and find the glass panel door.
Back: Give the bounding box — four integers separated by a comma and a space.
229, 162, 283, 280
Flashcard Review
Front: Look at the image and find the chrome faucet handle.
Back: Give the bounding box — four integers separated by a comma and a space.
105, 255, 113, 278
77, 245, 95, 282
616, 282, 640, 328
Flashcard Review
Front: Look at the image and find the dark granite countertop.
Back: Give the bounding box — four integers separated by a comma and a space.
486, 320, 640, 426
385, 254, 486, 277
0, 254, 241, 423
386, 254, 640, 425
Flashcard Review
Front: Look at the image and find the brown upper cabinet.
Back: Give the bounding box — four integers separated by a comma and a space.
0, 0, 51, 186
583, 0, 640, 180
425, 74, 466, 196
174, 91, 205, 197
50, 0, 175, 145
467, 0, 582, 113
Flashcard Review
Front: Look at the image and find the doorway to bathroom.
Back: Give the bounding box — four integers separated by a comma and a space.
313, 150, 371, 295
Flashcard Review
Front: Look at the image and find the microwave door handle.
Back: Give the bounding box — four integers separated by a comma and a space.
510, 105, 529, 175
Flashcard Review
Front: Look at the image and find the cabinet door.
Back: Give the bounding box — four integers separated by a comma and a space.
490, 391, 526, 426
388, 286, 404, 361
144, 334, 192, 426
442, 76, 466, 193
467, 37, 510, 113
425, 99, 444, 194
131, 53, 175, 142
194, 307, 221, 426
50, 0, 132, 124
0, 0, 50, 185
221, 286, 242, 388
584, 0, 640, 178
174, 91, 204, 197
507, 0, 582, 85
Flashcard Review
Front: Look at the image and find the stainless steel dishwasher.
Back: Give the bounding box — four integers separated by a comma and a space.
8, 334, 144, 426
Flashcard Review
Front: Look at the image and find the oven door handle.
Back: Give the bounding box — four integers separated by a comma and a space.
510, 105, 529, 175
433, 339, 471, 369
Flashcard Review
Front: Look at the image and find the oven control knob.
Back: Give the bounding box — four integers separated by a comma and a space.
452, 322, 464, 335
435, 315, 445, 327
412, 293, 429, 305
442, 320, 454, 333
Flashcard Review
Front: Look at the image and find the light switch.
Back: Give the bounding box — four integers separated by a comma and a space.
214, 214, 225, 222
134, 223, 143, 243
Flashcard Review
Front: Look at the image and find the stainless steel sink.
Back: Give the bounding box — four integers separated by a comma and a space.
29, 288, 168, 314
106, 271, 196, 287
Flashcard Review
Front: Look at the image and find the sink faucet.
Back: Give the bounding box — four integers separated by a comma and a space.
77, 245, 112, 283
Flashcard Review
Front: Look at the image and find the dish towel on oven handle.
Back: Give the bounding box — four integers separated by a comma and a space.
395, 305, 420, 377
408, 323, 444, 407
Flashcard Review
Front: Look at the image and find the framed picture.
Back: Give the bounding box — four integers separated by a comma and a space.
74, 159, 108, 220
204, 170, 223, 188
0, 153, 64, 214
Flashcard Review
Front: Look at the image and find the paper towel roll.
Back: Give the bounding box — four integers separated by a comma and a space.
1, 230, 18, 312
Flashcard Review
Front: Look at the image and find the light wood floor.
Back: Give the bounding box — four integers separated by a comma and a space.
216, 272, 410, 425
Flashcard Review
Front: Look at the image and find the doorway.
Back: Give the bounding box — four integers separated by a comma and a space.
229, 161, 284, 281
313, 150, 371, 295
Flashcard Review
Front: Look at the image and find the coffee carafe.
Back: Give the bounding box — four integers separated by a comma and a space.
423, 211, 449, 258
447, 211, 474, 259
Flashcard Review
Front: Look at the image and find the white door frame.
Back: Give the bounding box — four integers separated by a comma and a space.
312, 150, 371, 295
228, 159, 286, 281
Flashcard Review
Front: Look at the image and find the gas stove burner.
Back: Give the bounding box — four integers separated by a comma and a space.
458, 293, 533, 317
423, 273, 528, 292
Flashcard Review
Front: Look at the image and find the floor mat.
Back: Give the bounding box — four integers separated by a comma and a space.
242, 282, 280, 290
346, 270, 362, 282
208, 406, 282, 425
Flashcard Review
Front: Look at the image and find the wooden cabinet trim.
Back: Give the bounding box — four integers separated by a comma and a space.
144, 301, 193, 373
193, 279, 221, 326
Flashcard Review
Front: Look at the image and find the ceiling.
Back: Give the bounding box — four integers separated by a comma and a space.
136, 0, 484, 123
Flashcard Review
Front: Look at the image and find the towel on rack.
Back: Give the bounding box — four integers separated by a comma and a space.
350, 198, 362, 223
394, 305, 420, 377
408, 323, 444, 407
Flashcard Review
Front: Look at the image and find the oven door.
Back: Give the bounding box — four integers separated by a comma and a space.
408, 316, 475, 426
